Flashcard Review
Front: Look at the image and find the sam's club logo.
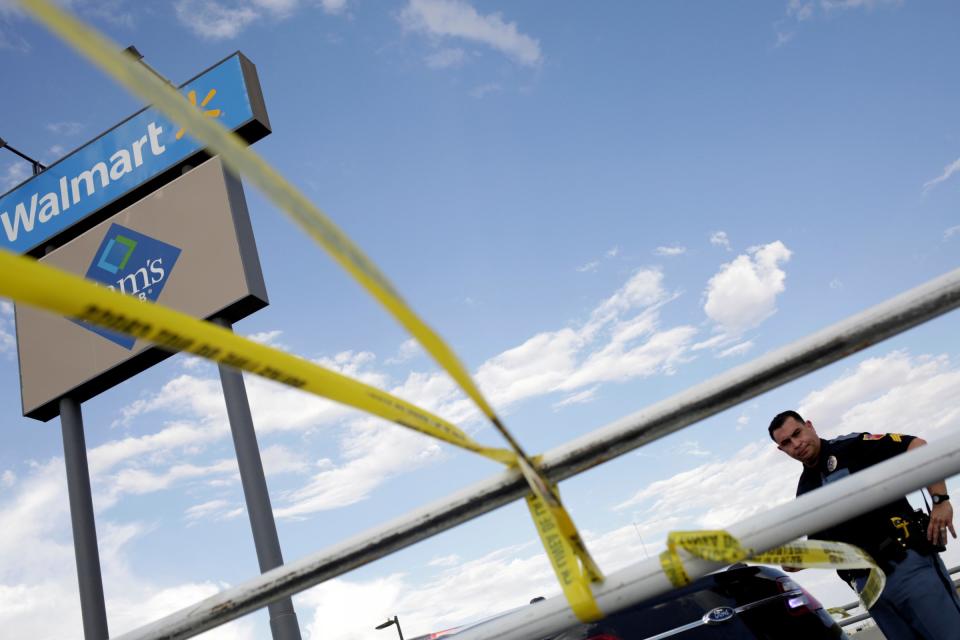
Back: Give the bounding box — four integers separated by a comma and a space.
78, 223, 181, 349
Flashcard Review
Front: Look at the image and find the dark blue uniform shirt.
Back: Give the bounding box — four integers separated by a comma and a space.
796, 432, 917, 565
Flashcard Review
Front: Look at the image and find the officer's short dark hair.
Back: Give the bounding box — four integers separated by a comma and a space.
768, 410, 805, 441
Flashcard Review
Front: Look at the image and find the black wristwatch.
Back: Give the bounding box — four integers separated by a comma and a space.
932, 494, 950, 505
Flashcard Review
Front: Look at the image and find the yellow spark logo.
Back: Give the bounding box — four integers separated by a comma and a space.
175, 88, 222, 140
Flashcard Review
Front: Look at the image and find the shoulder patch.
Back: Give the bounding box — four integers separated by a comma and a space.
862, 433, 902, 441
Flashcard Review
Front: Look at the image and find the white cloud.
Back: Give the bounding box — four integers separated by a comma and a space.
774, 30, 795, 48
275, 420, 443, 518
318, 0, 347, 14
428, 553, 461, 567
797, 350, 960, 436
718, 341, 753, 358
469, 82, 502, 99
184, 499, 237, 524
820, 0, 900, 11
477, 270, 695, 408
944, 225, 960, 241
709, 231, 731, 251
103, 365, 429, 521
425, 47, 466, 69
260, 444, 310, 476
77, 0, 137, 28
171, 0, 347, 38
786, 0, 900, 24
108, 458, 238, 498
45, 121, 83, 136
174, 0, 259, 39
787, 0, 814, 20
0, 162, 30, 191
829, 278, 843, 290
552, 386, 599, 410
0, 458, 255, 638
588, 270, 666, 327
0, 300, 15, 358
702, 241, 792, 335
0, 10, 31, 52
691, 333, 736, 352
246, 329, 287, 349
655, 245, 686, 256
1, 470, 14, 488
115, 372, 354, 434
577, 246, 623, 272
923, 158, 960, 194
399, 0, 542, 67
252, 0, 299, 15
386, 338, 423, 365
672, 440, 711, 457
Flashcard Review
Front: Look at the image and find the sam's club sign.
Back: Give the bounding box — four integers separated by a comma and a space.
0, 52, 269, 255
77, 224, 181, 349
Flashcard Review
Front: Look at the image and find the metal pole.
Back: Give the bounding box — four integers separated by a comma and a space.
111, 266, 960, 640
60, 396, 110, 640
213, 318, 302, 640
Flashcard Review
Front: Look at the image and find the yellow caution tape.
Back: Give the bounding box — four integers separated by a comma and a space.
15, 0, 608, 620
527, 485, 604, 622
660, 530, 885, 609
0, 250, 514, 465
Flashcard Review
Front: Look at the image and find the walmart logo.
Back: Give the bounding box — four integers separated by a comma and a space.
176, 88, 222, 140
78, 224, 181, 349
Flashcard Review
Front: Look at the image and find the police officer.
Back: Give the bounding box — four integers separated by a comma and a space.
769, 410, 960, 640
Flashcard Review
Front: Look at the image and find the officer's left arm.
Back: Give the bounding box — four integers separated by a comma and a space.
907, 437, 956, 545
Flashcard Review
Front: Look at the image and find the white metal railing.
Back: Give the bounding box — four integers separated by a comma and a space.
108, 268, 960, 640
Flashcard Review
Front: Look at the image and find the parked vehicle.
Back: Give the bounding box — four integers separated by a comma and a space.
411, 565, 847, 640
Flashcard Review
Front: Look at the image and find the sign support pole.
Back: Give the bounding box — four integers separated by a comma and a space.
214, 318, 302, 640
60, 396, 110, 640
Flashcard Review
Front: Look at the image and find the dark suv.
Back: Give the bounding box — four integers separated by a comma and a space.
412, 565, 848, 640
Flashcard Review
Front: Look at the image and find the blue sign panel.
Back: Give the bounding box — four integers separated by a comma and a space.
0, 53, 267, 255
75, 224, 182, 349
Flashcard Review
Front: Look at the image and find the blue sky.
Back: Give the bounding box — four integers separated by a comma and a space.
1, 0, 959, 638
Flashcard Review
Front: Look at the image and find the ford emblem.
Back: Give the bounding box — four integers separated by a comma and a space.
702, 606, 736, 625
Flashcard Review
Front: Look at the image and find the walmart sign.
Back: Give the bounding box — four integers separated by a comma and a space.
0, 52, 269, 255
